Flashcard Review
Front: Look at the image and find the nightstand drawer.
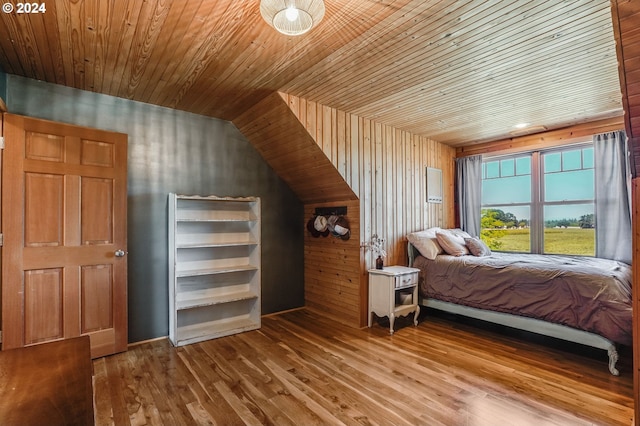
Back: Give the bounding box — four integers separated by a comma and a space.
394, 272, 418, 288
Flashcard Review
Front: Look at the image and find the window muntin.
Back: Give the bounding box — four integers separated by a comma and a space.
482, 157, 531, 205
542, 148, 594, 202
480, 144, 594, 255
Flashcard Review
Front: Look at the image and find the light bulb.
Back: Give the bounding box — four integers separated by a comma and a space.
285, 6, 299, 21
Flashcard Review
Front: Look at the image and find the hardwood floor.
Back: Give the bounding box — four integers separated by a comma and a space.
93, 309, 633, 425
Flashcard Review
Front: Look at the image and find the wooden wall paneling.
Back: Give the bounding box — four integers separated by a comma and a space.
331, 108, 338, 169
336, 109, 346, 178
444, 143, 456, 228
611, 2, 640, 424
404, 133, 413, 237
393, 127, 402, 262
279, 93, 455, 327
384, 125, 395, 263
361, 117, 371, 250
414, 136, 422, 231
306, 100, 317, 144
410, 134, 419, 232
357, 117, 368, 327
323, 105, 331, 160
304, 200, 360, 328
611, 0, 640, 176
372, 123, 384, 256
347, 115, 356, 192
374, 121, 384, 257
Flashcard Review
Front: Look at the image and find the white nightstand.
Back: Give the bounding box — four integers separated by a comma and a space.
368, 266, 421, 334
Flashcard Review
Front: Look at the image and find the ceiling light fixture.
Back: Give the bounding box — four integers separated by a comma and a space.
260, 0, 325, 36
509, 125, 547, 137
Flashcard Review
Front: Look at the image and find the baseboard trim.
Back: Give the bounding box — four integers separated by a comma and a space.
126, 306, 308, 347
262, 307, 306, 318
127, 336, 168, 348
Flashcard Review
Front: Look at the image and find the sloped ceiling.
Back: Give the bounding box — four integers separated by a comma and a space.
234, 92, 357, 204
0, 0, 624, 146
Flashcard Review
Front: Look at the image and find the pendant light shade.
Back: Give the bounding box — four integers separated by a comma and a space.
260, 0, 325, 36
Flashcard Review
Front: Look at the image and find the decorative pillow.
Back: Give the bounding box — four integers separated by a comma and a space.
465, 237, 492, 257
407, 227, 443, 260
435, 230, 470, 256
448, 228, 472, 239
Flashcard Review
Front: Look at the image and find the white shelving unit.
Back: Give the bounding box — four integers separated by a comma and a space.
168, 194, 261, 346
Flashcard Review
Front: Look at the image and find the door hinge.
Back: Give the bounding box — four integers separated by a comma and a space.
0, 136, 4, 149
0, 233, 3, 246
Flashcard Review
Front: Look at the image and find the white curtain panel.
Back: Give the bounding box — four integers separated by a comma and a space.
594, 130, 632, 264
456, 155, 482, 238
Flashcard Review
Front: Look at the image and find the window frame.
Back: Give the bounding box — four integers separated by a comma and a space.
481, 141, 594, 255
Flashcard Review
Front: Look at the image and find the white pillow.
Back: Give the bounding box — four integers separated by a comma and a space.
407, 227, 443, 260
436, 230, 470, 256
448, 228, 472, 239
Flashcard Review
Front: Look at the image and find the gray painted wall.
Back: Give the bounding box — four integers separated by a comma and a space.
5, 74, 304, 343
0, 71, 6, 101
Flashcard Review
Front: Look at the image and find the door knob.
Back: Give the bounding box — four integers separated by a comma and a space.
115, 249, 127, 257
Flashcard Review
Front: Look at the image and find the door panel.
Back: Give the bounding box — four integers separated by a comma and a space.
81, 264, 113, 333
24, 268, 64, 344
25, 173, 64, 247
81, 177, 114, 244
81, 139, 115, 167
25, 132, 65, 162
2, 113, 128, 358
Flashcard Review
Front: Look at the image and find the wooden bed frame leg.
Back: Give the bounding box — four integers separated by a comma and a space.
608, 346, 619, 376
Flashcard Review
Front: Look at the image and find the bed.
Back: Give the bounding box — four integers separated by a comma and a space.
407, 236, 633, 376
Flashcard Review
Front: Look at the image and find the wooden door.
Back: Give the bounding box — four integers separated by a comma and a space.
2, 113, 128, 358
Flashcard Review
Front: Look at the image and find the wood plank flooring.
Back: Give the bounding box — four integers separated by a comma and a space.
93, 308, 633, 425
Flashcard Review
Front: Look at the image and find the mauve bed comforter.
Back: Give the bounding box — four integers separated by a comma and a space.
414, 252, 632, 346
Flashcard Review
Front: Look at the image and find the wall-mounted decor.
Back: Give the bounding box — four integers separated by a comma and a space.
426, 167, 443, 203
306, 206, 351, 240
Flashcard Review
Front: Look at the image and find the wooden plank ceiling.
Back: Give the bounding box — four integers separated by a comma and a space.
0, 0, 624, 147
